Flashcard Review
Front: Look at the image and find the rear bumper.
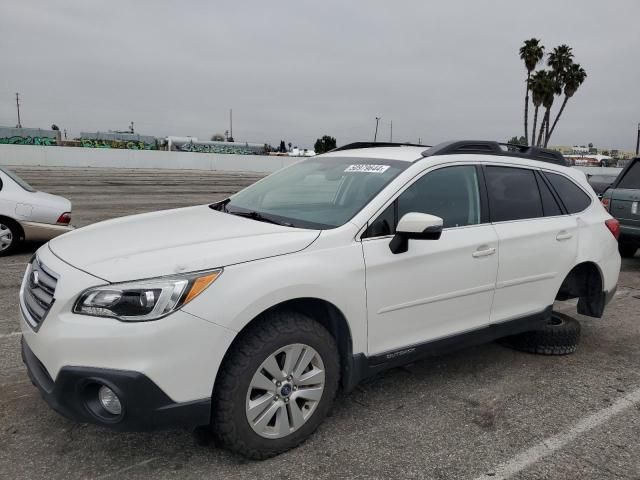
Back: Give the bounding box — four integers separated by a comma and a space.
20, 221, 74, 242
22, 337, 211, 431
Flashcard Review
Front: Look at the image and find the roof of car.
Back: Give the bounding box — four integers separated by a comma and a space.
320, 145, 426, 162
321, 140, 568, 166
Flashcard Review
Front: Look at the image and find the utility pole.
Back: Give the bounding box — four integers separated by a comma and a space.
15, 92, 22, 128
636, 122, 640, 156
374, 117, 381, 142
230, 109, 233, 141
390, 120, 393, 142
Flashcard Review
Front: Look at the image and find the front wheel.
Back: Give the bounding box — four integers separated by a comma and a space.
211, 311, 339, 459
0, 220, 19, 257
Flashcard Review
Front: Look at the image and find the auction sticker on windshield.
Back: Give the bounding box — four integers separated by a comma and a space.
344, 164, 390, 173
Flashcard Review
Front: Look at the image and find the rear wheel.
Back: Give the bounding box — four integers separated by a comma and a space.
0, 220, 19, 257
619, 243, 638, 258
500, 312, 581, 355
212, 311, 339, 459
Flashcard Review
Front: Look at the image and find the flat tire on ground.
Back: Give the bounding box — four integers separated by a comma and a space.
500, 312, 581, 355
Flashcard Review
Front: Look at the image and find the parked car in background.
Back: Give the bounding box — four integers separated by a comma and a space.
574, 166, 621, 198
601, 157, 640, 258
0, 166, 73, 256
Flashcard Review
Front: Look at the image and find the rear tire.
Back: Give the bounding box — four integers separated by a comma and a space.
501, 312, 581, 355
619, 243, 638, 258
211, 310, 339, 459
0, 219, 20, 257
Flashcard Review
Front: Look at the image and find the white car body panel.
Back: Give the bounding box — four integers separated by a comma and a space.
19, 146, 622, 409
362, 223, 499, 354
49, 205, 320, 281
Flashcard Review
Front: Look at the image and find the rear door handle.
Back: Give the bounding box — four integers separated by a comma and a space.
556, 231, 573, 241
472, 246, 496, 258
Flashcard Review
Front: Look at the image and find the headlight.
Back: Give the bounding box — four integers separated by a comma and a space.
73, 269, 222, 321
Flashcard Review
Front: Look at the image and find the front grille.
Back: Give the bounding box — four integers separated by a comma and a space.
21, 258, 58, 329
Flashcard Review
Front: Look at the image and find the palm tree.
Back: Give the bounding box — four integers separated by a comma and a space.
548, 45, 574, 81
519, 39, 545, 145
528, 71, 547, 147
533, 71, 556, 147
545, 63, 587, 146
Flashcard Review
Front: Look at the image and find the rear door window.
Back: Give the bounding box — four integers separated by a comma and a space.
535, 172, 563, 216
617, 161, 640, 189
544, 172, 591, 214
485, 166, 543, 222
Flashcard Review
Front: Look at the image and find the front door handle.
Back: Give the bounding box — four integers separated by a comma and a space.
472, 246, 496, 258
556, 231, 573, 241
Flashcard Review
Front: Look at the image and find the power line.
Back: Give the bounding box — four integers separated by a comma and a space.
15, 92, 22, 128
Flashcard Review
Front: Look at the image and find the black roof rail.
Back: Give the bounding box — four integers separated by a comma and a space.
330, 141, 430, 152
421, 140, 568, 166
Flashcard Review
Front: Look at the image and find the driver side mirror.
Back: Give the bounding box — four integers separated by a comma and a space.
389, 212, 443, 254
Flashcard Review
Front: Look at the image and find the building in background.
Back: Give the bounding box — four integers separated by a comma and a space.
0, 127, 60, 146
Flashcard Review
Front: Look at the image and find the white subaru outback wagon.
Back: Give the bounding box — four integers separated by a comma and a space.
20, 141, 621, 459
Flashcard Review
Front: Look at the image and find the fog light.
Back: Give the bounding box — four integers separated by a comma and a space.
98, 385, 122, 415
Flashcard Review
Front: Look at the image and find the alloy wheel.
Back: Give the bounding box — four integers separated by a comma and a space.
0, 223, 13, 252
245, 343, 325, 439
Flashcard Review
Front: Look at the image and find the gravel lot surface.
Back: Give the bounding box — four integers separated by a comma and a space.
1, 167, 639, 480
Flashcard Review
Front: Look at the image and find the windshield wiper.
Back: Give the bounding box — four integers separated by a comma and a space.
228, 210, 293, 227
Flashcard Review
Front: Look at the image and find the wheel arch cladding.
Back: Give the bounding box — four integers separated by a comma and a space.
556, 261, 605, 318
218, 297, 354, 392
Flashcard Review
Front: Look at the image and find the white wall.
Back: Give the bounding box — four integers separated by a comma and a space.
0, 145, 300, 173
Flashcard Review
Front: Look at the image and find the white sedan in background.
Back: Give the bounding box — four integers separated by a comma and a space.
0, 166, 73, 256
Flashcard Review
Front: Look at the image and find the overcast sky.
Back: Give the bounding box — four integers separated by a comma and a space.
1, 0, 639, 150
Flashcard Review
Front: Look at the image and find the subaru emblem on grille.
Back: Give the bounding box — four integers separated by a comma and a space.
30, 270, 40, 288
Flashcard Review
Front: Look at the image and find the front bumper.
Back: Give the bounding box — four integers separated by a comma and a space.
19, 221, 74, 242
22, 337, 211, 431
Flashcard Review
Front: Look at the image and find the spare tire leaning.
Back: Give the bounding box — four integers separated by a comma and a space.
500, 312, 581, 355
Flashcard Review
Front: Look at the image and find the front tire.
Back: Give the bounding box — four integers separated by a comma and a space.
0, 220, 19, 257
212, 310, 339, 459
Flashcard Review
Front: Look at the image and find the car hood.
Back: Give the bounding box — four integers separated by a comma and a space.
48, 205, 320, 282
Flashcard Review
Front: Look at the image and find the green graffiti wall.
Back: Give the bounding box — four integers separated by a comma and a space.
0, 135, 57, 146
80, 139, 157, 150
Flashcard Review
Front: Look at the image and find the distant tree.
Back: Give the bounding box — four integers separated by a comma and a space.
279, 140, 286, 153
227, 136, 234, 142
507, 136, 527, 146
519, 38, 545, 145
211, 133, 225, 141
546, 63, 587, 145
288, 142, 292, 152
588, 142, 594, 148
314, 135, 337, 154
529, 70, 554, 146
51, 124, 60, 131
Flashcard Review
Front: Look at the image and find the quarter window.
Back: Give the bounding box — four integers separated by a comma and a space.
544, 172, 591, 214
485, 166, 543, 222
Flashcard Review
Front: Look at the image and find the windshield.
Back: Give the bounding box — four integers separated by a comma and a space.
0, 167, 36, 192
218, 157, 408, 229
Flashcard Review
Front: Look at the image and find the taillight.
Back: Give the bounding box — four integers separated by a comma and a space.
57, 212, 71, 225
605, 218, 620, 240
601, 197, 610, 212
